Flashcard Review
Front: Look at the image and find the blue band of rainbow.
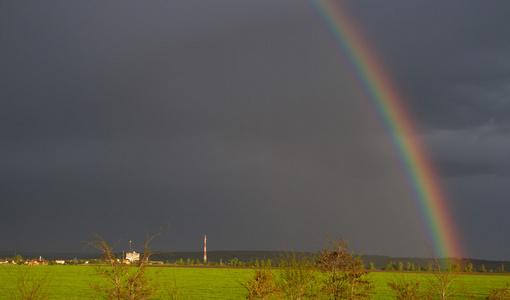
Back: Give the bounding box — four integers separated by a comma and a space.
310, 0, 462, 259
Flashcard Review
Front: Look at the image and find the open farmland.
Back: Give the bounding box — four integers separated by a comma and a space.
1, 265, 509, 299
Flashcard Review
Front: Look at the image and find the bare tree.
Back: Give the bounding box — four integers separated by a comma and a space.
83, 224, 169, 300
5, 265, 51, 300
422, 244, 470, 300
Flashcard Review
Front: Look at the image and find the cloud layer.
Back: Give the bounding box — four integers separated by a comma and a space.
2, 0, 510, 260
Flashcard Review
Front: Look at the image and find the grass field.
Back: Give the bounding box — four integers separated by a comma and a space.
1, 265, 509, 299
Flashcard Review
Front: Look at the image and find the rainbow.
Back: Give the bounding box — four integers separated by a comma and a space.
310, 0, 462, 259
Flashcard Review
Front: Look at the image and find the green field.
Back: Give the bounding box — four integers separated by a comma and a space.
1, 265, 509, 299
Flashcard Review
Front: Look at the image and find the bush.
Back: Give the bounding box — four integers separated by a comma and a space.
369, 262, 375, 271
83, 225, 168, 300
387, 275, 422, 300
5, 265, 51, 300
243, 268, 279, 300
485, 282, 510, 300
228, 258, 239, 267
422, 245, 470, 300
274, 250, 318, 299
316, 236, 375, 299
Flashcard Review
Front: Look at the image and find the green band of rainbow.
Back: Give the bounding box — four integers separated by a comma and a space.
310, 0, 462, 259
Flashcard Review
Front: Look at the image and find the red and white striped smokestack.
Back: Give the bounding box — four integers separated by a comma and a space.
204, 235, 207, 264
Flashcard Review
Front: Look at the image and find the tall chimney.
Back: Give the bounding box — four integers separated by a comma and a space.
204, 235, 207, 264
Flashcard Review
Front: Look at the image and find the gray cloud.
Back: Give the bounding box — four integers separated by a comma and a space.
426, 119, 510, 177
343, 1, 510, 131
2, 0, 510, 260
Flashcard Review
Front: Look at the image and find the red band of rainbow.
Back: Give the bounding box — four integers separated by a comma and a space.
310, 0, 462, 259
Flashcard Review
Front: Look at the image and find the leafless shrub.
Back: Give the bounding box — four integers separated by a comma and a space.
5, 265, 51, 300
163, 271, 192, 300
422, 244, 470, 300
83, 224, 169, 300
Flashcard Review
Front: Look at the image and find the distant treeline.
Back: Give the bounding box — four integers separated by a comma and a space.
363, 255, 508, 273
2, 250, 508, 272
152, 251, 509, 273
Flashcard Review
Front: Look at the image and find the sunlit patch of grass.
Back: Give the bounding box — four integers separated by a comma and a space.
1, 265, 509, 299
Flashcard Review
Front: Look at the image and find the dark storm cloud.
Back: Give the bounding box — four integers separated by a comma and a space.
2, 1, 510, 260
426, 119, 510, 178
341, 1, 510, 179
344, 1, 510, 131
340, 1, 510, 259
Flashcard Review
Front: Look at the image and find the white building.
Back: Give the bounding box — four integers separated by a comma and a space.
125, 251, 140, 262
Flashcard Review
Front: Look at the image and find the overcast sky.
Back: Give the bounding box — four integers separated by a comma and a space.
2, 1, 510, 261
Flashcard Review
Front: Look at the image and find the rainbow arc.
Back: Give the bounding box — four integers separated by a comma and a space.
310, 0, 462, 259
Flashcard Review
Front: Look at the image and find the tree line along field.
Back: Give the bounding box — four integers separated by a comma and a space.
1, 265, 509, 299
148, 251, 509, 273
